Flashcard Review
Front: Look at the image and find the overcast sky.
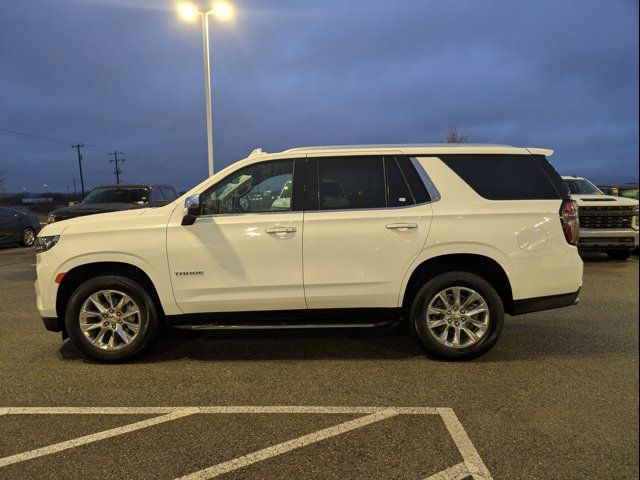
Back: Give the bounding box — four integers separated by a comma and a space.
1, 0, 638, 193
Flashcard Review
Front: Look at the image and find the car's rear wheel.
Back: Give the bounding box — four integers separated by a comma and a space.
607, 249, 631, 261
65, 275, 159, 362
411, 271, 504, 360
21, 228, 36, 247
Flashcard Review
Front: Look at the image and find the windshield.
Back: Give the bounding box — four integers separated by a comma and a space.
81, 187, 150, 205
564, 179, 603, 195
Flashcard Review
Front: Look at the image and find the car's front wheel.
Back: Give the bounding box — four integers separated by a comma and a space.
65, 275, 159, 362
410, 271, 504, 360
21, 228, 36, 247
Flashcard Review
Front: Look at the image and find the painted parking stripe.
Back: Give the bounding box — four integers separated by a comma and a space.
0, 408, 198, 468
2, 406, 438, 415
424, 461, 470, 480
176, 409, 399, 480
1, 405, 492, 479
438, 408, 492, 480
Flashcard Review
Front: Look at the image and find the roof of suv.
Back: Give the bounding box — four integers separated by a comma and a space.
248, 144, 553, 158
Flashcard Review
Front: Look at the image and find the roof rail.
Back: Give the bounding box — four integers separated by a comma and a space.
248, 148, 266, 157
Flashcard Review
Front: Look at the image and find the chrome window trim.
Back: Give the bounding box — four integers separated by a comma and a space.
410, 156, 441, 203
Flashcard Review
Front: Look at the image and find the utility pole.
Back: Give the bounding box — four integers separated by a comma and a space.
71, 144, 85, 195
72, 178, 77, 196
108, 151, 125, 184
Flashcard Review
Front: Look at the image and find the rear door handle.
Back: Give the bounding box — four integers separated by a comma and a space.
265, 226, 297, 234
386, 223, 418, 229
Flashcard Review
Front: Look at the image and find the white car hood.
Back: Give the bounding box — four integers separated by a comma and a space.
571, 194, 639, 207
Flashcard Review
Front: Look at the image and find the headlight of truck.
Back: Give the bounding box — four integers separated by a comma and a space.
632, 206, 639, 231
35, 235, 60, 254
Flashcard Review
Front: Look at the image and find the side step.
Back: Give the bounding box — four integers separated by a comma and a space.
172, 319, 400, 331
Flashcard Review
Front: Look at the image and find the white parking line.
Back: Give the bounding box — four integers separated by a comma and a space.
177, 409, 399, 480
0, 408, 198, 468
438, 408, 492, 480
0, 405, 492, 479
424, 461, 469, 480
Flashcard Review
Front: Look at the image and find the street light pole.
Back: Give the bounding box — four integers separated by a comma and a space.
200, 10, 215, 177
177, 2, 234, 177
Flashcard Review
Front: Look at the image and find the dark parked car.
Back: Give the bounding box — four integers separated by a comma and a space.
0, 207, 41, 247
47, 184, 178, 223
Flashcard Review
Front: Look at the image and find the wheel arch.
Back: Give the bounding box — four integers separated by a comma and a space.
56, 262, 166, 322
400, 253, 514, 315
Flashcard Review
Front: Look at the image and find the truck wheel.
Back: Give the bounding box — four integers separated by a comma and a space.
607, 250, 631, 261
64, 275, 159, 363
410, 271, 504, 360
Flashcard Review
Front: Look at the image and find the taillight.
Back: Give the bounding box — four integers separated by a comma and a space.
560, 200, 579, 245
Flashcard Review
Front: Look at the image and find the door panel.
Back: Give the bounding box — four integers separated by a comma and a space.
303, 206, 432, 309
167, 211, 304, 313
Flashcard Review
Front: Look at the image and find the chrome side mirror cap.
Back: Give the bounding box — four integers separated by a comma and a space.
182, 195, 201, 226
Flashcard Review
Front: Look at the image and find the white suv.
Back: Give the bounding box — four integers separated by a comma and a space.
35, 144, 583, 362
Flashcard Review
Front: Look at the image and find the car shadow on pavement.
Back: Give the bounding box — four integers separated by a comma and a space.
57, 324, 432, 364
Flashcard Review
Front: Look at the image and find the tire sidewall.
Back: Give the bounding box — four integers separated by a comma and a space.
65, 276, 158, 362
411, 271, 504, 360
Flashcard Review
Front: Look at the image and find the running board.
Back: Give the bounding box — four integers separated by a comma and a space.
172, 319, 399, 331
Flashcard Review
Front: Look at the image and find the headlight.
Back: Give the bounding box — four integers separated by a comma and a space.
47, 214, 56, 224
632, 206, 639, 231
35, 235, 60, 254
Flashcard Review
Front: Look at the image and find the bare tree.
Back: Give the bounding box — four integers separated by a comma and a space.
440, 125, 471, 143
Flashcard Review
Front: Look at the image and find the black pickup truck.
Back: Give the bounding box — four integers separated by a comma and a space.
46, 184, 178, 223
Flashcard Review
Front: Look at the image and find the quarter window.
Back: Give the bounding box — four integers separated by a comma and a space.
201, 159, 294, 215
318, 156, 386, 210
385, 157, 415, 207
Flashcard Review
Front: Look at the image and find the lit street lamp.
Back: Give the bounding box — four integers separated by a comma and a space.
177, 1, 234, 177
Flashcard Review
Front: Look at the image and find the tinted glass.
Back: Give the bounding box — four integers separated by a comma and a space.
0, 208, 12, 221
318, 156, 385, 210
202, 159, 294, 215
385, 157, 414, 207
81, 187, 150, 204
398, 156, 431, 203
149, 188, 164, 203
441, 155, 561, 200
161, 187, 177, 201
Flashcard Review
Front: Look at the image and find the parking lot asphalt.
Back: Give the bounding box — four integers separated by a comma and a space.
0, 247, 638, 479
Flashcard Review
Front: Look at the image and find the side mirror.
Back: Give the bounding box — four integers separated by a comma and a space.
153, 200, 169, 207
68, 201, 77, 207
181, 195, 201, 226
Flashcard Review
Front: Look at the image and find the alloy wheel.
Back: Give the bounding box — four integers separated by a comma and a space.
425, 286, 490, 349
79, 290, 142, 351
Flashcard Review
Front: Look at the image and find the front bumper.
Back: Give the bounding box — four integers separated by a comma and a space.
577, 228, 639, 249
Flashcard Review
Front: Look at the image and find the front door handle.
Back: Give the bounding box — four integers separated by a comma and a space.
386, 223, 418, 229
265, 226, 297, 234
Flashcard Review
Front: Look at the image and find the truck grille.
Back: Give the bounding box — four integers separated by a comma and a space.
579, 206, 636, 229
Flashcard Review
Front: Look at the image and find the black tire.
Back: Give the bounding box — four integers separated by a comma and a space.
410, 271, 504, 360
64, 275, 159, 363
21, 228, 36, 247
607, 250, 631, 261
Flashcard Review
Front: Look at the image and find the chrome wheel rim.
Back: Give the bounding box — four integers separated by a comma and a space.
79, 290, 142, 351
23, 229, 35, 246
426, 286, 490, 349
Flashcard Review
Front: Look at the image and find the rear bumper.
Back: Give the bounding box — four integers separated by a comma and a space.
511, 289, 581, 316
578, 228, 639, 249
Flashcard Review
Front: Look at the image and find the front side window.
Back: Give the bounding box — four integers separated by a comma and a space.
318, 156, 385, 210
202, 159, 294, 215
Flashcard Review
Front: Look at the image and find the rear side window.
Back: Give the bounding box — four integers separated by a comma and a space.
385, 157, 414, 207
318, 156, 385, 210
440, 155, 562, 200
